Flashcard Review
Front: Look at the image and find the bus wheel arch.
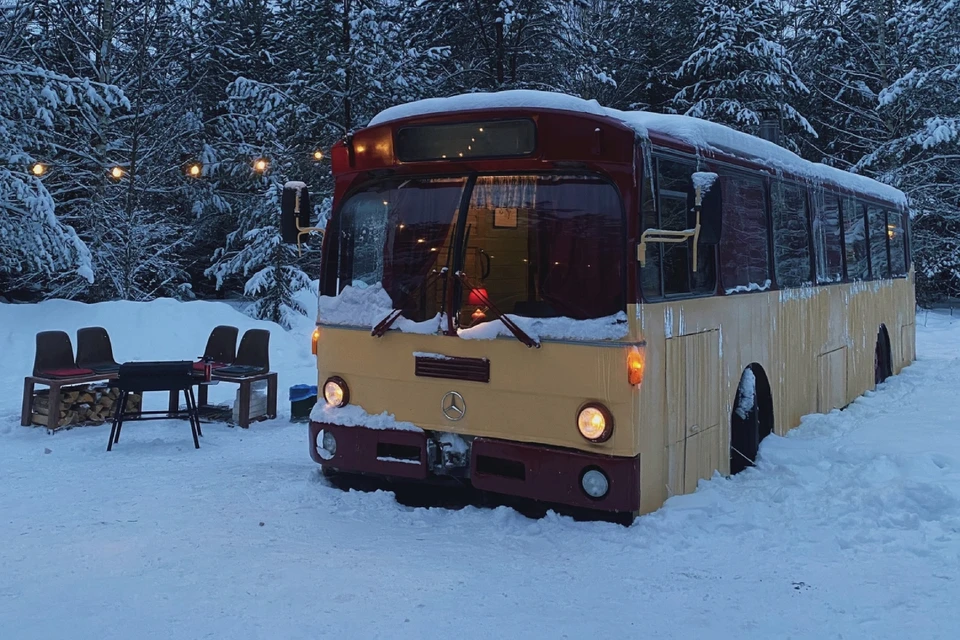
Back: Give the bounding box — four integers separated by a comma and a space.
875, 324, 893, 385
729, 363, 774, 475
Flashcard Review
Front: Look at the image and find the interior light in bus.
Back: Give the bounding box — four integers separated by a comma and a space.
627, 347, 645, 386
311, 327, 320, 355
417, 238, 426, 243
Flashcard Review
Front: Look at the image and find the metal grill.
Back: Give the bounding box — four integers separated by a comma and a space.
414, 355, 490, 383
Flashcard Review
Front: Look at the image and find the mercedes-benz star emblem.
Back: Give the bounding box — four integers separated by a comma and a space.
441, 391, 466, 421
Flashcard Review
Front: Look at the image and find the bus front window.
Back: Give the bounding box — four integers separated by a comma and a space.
328, 173, 624, 331
460, 175, 624, 323
334, 177, 466, 322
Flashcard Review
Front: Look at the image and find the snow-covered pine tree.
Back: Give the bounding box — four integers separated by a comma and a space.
201, 0, 324, 326
674, 0, 816, 149
404, 0, 601, 94
597, 0, 699, 112
858, 0, 960, 303
0, 4, 126, 297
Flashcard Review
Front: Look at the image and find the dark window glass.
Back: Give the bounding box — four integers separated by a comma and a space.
812, 191, 844, 283
396, 119, 535, 161
868, 205, 889, 278
771, 181, 811, 287
335, 177, 467, 321
460, 175, 623, 320
640, 171, 661, 297
842, 197, 870, 281
719, 175, 769, 292
640, 157, 716, 300
887, 210, 907, 276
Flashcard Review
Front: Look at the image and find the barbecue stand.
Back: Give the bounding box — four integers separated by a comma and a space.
107, 361, 213, 451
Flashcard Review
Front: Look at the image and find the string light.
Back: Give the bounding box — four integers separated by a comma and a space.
313, 150, 324, 161
186, 163, 202, 178
253, 158, 268, 173
31, 163, 46, 176
110, 166, 125, 179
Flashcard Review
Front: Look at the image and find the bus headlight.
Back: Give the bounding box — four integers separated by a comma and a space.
323, 376, 349, 408
577, 403, 613, 442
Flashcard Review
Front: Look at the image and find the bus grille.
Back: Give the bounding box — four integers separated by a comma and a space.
414, 355, 490, 383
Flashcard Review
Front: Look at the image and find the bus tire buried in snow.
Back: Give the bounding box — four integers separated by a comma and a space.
730, 364, 774, 475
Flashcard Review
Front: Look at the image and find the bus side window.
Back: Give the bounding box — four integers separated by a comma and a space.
641, 157, 716, 299
868, 205, 890, 279
842, 197, 870, 281
719, 174, 769, 292
887, 210, 907, 277
771, 181, 811, 287
640, 166, 661, 298
811, 190, 844, 283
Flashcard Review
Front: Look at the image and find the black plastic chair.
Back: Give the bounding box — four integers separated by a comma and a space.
76, 327, 120, 375
33, 331, 91, 378
214, 329, 269, 377
200, 325, 239, 365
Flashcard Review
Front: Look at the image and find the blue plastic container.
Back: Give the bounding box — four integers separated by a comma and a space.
289, 384, 318, 421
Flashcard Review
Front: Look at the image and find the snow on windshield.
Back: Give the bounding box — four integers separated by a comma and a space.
317, 283, 440, 334
458, 311, 629, 342
369, 90, 907, 207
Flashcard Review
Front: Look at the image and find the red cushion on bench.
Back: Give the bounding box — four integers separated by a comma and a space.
39, 367, 95, 378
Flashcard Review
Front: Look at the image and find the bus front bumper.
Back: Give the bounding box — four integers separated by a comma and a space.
309, 421, 641, 513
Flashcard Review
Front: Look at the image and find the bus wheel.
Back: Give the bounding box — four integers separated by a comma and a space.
729, 364, 773, 475
875, 324, 892, 385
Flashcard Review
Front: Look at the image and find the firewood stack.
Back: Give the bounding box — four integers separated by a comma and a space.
31, 385, 142, 429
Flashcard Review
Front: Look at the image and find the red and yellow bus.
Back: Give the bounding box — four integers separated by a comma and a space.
283, 91, 914, 521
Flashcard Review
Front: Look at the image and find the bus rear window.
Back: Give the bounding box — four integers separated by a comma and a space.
396, 119, 536, 161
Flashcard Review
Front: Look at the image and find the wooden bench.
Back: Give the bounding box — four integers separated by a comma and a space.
22, 373, 116, 430
167, 370, 278, 429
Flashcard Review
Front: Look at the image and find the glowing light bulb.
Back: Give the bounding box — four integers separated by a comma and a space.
110, 166, 124, 179
313, 150, 324, 161
188, 164, 201, 177
31, 163, 46, 176
254, 159, 268, 173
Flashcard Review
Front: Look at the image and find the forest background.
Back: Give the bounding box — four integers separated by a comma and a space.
2, 0, 957, 325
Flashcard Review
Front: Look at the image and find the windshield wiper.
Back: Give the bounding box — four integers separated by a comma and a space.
456, 271, 540, 348
371, 268, 445, 338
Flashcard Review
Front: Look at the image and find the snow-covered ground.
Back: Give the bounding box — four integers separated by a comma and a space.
1, 301, 959, 639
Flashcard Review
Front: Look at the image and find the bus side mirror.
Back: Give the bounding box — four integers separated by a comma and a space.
281, 181, 323, 254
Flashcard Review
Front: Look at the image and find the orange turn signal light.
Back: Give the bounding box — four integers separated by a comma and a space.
627, 347, 644, 386
311, 327, 320, 355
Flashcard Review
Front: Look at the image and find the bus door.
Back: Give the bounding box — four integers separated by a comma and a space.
666, 328, 722, 496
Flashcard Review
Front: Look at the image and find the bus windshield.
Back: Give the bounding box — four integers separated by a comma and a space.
329, 174, 624, 327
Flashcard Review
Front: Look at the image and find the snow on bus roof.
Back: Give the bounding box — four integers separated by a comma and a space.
369, 90, 907, 207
